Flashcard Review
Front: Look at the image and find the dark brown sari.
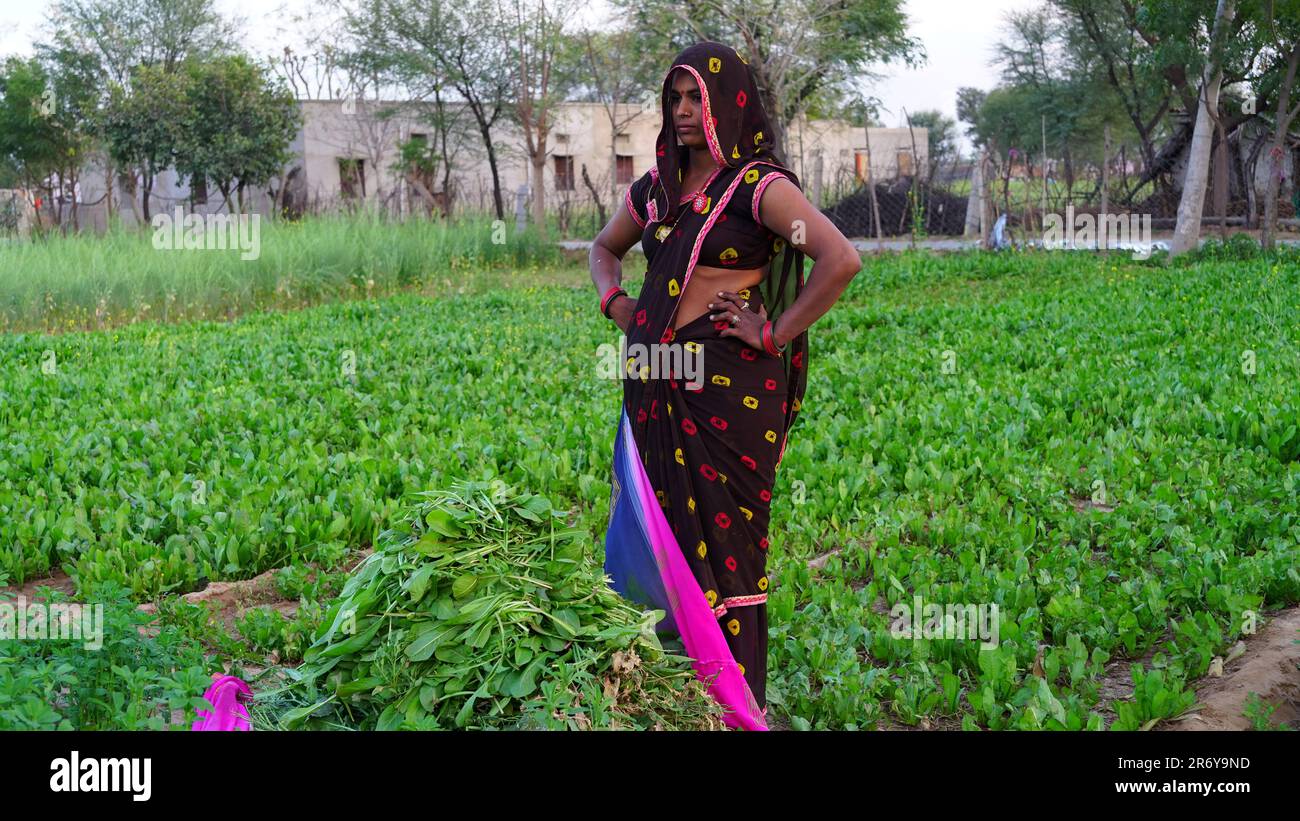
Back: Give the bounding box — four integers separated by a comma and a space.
605, 41, 809, 728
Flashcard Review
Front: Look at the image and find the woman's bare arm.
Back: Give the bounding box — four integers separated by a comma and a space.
754, 177, 862, 346
589, 201, 644, 332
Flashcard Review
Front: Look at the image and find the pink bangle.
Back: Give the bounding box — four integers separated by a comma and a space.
761, 321, 785, 357
600, 286, 627, 318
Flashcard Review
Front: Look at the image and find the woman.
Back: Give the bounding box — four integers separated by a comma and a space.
590, 41, 861, 730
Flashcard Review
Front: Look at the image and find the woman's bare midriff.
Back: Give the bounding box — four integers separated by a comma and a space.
673, 264, 768, 330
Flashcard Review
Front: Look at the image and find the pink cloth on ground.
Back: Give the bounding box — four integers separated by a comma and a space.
191, 675, 252, 731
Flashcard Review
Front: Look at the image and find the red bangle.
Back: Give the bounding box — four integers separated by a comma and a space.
761, 322, 785, 357
600, 286, 627, 318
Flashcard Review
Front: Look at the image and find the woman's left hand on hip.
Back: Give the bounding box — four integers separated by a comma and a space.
710, 290, 768, 351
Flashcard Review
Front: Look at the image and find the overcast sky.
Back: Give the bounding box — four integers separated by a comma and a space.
2, 0, 1040, 150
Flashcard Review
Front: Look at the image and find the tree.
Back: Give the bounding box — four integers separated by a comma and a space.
1260, 42, 1298, 249
358, 0, 515, 220
0, 55, 98, 231
46, 0, 239, 82
1257, 2, 1300, 250
988, 6, 1128, 197
576, 26, 662, 213
609, 0, 922, 159
47, 0, 240, 220
102, 65, 191, 222
499, 0, 583, 231
906, 109, 958, 180
1048, 0, 1175, 177
956, 87, 988, 147
391, 133, 442, 216
175, 56, 301, 214
1097, 0, 1272, 204
1171, 0, 1237, 256
0, 60, 57, 192
0, 157, 18, 189
973, 86, 1056, 160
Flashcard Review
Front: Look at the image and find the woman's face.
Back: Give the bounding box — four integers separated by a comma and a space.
669, 70, 706, 149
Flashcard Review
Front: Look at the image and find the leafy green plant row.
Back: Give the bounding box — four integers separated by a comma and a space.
0, 250, 1296, 729
0, 582, 212, 729
765, 252, 1299, 728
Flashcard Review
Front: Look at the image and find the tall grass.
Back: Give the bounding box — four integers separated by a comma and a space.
0, 213, 578, 333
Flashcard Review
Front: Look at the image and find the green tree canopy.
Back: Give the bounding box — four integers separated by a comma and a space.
174, 56, 301, 213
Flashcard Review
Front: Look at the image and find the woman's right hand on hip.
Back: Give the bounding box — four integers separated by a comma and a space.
609, 294, 635, 334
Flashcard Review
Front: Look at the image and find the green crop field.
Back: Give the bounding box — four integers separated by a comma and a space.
1, 245, 1297, 730
0, 215, 572, 333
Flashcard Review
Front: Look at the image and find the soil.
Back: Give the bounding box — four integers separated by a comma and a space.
2, 570, 77, 601
1161, 606, 1300, 731
3, 548, 375, 645
1070, 496, 1116, 513
1096, 627, 1175, 727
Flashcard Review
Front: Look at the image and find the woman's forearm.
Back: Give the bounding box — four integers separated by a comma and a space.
589, 241, 625, 294
770, 248, 861, 347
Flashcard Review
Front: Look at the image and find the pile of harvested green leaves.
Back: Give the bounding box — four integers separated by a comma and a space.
251, 480, 723, 730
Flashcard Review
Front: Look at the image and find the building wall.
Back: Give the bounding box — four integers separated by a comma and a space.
35, 99, 928, 231
48, 156, 278, 233
295, 99, 428, 211
445, 101, 663, 212
0, 189, 37, 237
291, 100, 927, 214
784, 119, 930, 205
428, 102, 926, 214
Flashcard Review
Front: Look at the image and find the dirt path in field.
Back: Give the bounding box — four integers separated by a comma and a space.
136, 567, 295, 630
138, 549, 374, 632
1161, 606, 1300, 731
2, 551, 374, 650
0, 570, 77, 601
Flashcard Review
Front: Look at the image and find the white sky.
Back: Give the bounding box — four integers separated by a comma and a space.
2, 0, 1040, 151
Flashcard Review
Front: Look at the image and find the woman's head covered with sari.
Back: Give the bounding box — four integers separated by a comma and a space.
651, 41, 795, 226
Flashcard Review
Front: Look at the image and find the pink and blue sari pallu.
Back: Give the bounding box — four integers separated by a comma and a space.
605, 407, 767, 731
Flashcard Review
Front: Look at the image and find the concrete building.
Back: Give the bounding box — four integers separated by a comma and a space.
284, 99, 927, 217
17, 99, 927, 234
